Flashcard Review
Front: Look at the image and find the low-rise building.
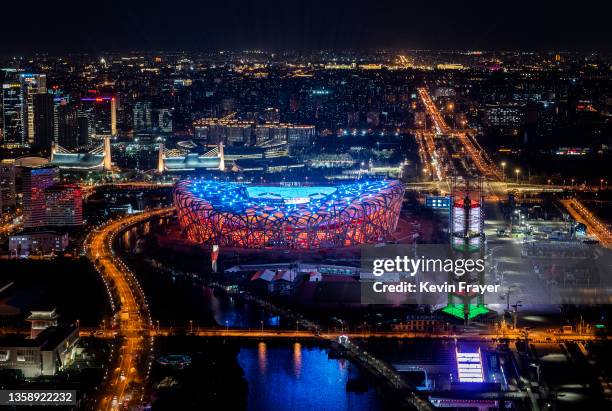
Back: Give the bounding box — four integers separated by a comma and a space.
0, 310, 79, 378
9, 230, 69, 257
392, 317, 447, 333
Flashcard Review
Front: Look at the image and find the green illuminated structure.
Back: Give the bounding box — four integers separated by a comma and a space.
444, 178, 489, 323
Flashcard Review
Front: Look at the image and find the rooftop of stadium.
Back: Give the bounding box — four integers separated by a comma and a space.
179, 179, 402, 214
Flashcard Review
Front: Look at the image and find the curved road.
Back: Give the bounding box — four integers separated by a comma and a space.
560, 198, 612, 247
85, 207, 174, 410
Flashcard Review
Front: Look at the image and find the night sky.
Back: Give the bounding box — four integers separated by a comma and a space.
2, 0, 610, 53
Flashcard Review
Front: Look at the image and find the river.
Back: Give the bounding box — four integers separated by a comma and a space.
122, 218, 387, 411
239, 342, 383, 411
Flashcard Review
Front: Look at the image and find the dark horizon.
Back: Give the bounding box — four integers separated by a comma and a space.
1, 0, 611, 54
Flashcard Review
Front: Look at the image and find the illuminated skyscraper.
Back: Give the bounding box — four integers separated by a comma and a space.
22, 166, 82, 227
1, 81, 22, 144
20, 73, 47, 145
22, 166, 58, 228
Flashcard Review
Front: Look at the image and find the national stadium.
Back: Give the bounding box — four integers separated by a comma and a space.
173, 179, 405, 249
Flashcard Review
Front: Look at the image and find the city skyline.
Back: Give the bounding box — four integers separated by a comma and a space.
0, 11, 611, 410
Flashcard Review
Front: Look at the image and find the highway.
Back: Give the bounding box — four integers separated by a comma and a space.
85, 326, 604, 343
416, 87, 451, 135
416, 87, 503, 180
560, 198, 612, 246
85, 207, 173, 411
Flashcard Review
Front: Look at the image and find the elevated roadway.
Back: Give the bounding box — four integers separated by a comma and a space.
560, 198, 612, 247
85, 207, 173, 410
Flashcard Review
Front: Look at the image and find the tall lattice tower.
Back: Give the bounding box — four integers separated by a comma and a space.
442, 178, 489, 324
157, 141, 165, 174
103, 137, 112, 171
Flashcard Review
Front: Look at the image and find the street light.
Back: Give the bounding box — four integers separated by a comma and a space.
501, 162, 506, 181
515, 168, 520, 184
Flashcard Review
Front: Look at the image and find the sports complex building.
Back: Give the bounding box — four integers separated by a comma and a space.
173, 179, 404, 248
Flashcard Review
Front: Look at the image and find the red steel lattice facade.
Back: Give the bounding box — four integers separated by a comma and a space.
173, 180, 404, 249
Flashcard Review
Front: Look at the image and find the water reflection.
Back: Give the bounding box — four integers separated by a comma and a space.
122, 230, 131, 248
293, 342, 301, 378
258, 342, 267, 375
238, 344, 382, 411
337, 358, 347, 372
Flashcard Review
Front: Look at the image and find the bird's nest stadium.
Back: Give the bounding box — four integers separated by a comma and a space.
173, 179, 405, 249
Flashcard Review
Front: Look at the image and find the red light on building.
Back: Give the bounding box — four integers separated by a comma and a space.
173, 180, 404, 249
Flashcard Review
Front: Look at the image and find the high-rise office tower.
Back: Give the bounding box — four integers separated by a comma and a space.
56, 104, 80, 148
22, 166, 58, 228
133, 101, 153, 134
2, 81, 22, 144
80, 95, 117, 139
0, 162, 16, 210
33, 93, 55, 150
20, 74, 47, 145
77, 112, 91, 146
157, 108, 173, 134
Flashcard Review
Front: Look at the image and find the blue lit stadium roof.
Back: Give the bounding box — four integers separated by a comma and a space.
246, 186, 337, 203
183, 179, 400, 213
174, 179, 405, 248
